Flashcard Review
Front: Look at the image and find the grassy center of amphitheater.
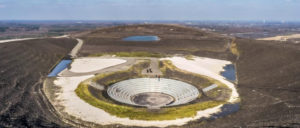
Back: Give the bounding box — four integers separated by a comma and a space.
74, 55, 232, 121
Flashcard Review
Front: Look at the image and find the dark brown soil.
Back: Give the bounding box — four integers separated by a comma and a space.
77, 24, 236, 61
1, 24, 300, 128
232, 39, 300, 127
0, 38, 77, 127
179, 39, 300, 128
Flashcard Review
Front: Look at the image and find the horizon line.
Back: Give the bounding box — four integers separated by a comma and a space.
1, 19, 300, 23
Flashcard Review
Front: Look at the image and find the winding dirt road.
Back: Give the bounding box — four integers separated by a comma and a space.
69, 38, 84, 58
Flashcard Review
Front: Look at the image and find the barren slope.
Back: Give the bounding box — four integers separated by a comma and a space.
185, 39, 300, 128
0, 38, 77, 127
77, 24, 235, 61
1, 24, 299, 128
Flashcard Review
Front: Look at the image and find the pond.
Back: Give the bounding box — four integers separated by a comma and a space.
210, 103, 240, 119
48, 60, 72, 77
122, 36, 160, 41
221, 64, 236, 82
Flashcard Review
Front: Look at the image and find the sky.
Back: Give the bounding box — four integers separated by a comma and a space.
0, 0, 300, 21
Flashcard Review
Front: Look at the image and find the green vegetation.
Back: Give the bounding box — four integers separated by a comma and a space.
171, 48, 199, 52
159, 60, 231, 101
206, 88, 221, 98
76, 81, 223, 120
93, 60, 149, 85
75, 60, 227, 120
205, 87, 231, 101
90, 60, 149, 103
160, 60, 227, 88
89, 51, 164, 58
88, 53, 104, 57
159, 60, 177, 73
184, 54, 195, 60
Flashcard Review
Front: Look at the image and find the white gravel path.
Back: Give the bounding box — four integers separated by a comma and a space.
257, 33, 300, 41
69, 58, 127, 73
68, 38, 84, 58
52, 56, 239, 127
0, 38, 35, 44
54, 76, 223, 127
0, 35, 68, 44
164, 56, 239, 103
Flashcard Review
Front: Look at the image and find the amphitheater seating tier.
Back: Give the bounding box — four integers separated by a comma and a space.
107, 78, 200, 107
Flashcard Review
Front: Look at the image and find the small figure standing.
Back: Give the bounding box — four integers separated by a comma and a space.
146, 69, 149, 73
158, 75, 160, 81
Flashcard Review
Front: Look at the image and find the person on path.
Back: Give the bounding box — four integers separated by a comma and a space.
158, 75, 160, 81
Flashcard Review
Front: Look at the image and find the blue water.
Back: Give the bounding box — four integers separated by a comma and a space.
188, 103, 240, 123
48, 60, 72, 77
122, 36, 160, 41
221, 64, 236, 82
210, 103, 240, 119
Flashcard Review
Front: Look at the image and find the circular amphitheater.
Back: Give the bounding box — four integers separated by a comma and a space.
107, 78, 200, 108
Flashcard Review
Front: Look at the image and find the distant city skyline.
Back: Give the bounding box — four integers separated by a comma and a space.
0, 0, 300, 21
